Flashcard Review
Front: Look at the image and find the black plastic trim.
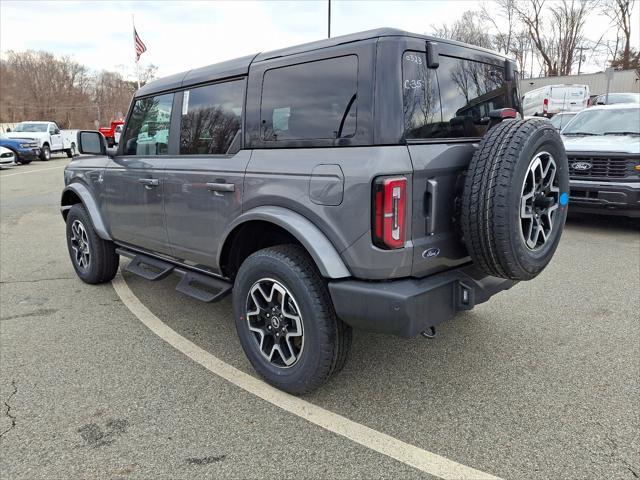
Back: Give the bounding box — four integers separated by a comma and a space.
328, 264, 515, 337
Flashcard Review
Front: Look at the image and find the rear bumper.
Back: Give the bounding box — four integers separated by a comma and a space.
328, 265, 516, 337
569, 179, 640, 217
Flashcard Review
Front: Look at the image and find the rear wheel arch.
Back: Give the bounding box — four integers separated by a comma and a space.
218, 207, 351, 280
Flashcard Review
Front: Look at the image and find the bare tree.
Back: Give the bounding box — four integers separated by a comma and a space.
601, 0, 636, 69
480, 0, 518, 54
431, 10, 495, 50
510, 29, 534, 78
0, 51, 156, 129
515, 0, 595, 76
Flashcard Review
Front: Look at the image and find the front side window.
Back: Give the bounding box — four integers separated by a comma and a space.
179, 79, 244, 155
261, 55, 358, 141
122, 93, 173, 156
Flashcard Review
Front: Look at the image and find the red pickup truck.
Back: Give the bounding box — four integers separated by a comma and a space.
98, 120, 124, 147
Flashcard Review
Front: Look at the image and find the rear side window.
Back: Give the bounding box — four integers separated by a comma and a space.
122, 93, 174, 155
180, 79, 244, 155
403, 53, 508, 139
260, 56, 358, 141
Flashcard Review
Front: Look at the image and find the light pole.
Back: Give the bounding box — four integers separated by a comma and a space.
328, 0, 331, 38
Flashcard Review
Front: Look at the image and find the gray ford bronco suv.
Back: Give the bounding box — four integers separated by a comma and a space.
62, 29, 569, 394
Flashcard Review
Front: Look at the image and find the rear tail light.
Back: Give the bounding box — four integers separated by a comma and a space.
543, 98, 549, 114
372, 176, 407, 249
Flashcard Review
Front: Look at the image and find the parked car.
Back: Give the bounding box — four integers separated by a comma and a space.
0, 134, 40, 164
522, 84, 590, 117
62, 28, 569, 394
99, 120, 124, 147
549, 112, 578, 131
561, 103, 640, 217
5, 121, 77, 160
0, 146, 16, 169
592, 92, 640, 106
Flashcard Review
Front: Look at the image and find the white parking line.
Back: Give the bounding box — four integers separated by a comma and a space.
112, 273, 502, 480
0, 165, 65, 178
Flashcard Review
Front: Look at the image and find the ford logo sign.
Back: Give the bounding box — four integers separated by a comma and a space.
422, 248, 440, 259
571, 161, 592, 171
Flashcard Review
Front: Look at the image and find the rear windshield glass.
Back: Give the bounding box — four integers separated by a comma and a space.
404, 52, 509, 139
260, 55, 358, 141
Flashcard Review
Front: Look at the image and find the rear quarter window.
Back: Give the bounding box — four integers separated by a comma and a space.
260, 55, 358, 141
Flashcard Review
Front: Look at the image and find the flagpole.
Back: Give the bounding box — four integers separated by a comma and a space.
132, 14, 140, 89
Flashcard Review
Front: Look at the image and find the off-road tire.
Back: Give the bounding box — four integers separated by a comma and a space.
233, 244, 352, 395
40, 144, 51, 161
65, 204, 119, 284
460, 118, 569, 281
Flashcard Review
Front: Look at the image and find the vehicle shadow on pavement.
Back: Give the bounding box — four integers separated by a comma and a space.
566, 212, 639, 233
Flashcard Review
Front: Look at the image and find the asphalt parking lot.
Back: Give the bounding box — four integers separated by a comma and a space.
1, 157, 639, 479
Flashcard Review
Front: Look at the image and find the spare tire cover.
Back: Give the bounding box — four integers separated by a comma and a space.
460, 118, 569, 281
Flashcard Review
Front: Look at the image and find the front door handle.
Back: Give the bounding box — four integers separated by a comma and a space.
206, 182, 235, 193
138, 178, 159, 188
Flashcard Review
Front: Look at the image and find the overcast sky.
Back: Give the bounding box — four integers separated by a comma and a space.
1, 0, 638, 79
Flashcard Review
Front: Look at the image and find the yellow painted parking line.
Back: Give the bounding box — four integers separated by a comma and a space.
112, 273, 502, 480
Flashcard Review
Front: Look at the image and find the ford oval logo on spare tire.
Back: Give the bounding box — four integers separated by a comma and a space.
423, 248, 440, 258
571, 161, 592, 171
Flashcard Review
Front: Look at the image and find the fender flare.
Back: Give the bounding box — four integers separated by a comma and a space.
219, 206, 351, 279
60, 182, 112, 241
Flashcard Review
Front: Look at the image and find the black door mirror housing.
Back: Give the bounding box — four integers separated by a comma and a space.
77, 131, 107, 155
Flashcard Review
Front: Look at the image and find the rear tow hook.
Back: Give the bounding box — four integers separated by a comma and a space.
420, 326, 436, 339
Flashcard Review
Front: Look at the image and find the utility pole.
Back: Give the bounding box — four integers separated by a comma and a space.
328, 0, 331, 38
576, 45, 586, 75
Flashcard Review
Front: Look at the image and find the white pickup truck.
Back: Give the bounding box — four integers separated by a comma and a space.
4, 121, 78, 160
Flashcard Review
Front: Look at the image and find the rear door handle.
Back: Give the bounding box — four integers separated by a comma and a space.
206, 182, 235, 193
138, 178, 159, 188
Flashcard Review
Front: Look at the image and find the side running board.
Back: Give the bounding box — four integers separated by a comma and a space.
125, 255, 174, 281
117, 248, 232, 304
175, 271, 232, 303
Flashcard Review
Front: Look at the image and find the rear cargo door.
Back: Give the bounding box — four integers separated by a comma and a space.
402, 50, 511, 277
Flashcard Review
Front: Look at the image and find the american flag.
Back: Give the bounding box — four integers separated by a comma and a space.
134, 27, 147, 62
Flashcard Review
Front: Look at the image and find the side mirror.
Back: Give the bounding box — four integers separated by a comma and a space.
77, 130, 107, 155
54, 129, 61, 135
6, 128, 11, 132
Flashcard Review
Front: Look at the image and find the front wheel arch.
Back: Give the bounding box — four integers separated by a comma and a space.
60, 183, 112, 241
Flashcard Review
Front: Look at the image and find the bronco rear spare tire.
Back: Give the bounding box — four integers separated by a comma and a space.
460, 118, 569, 281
